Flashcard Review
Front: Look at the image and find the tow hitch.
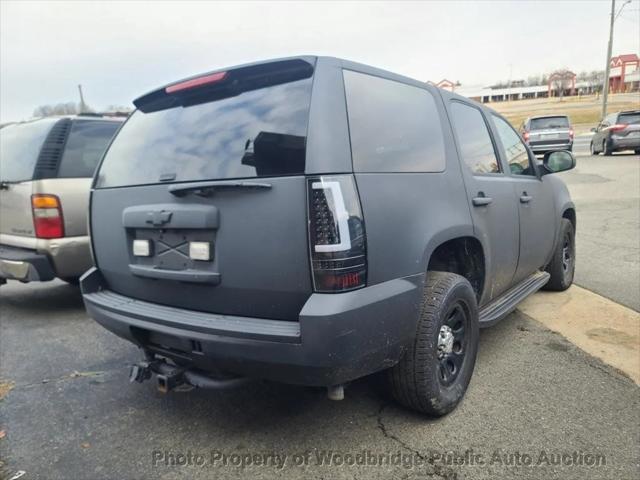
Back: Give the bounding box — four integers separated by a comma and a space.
129, 358, 250, 393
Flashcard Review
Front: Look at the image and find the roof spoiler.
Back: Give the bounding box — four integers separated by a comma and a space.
134, 58, 315, 113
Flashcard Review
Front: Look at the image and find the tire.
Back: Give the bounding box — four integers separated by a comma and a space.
387, 271, 479, 416
543, 218, 575, 291
603, 139, 613, 156
589, 141, 598, 155
60, 277, 80, 286
634, 149, 640, 155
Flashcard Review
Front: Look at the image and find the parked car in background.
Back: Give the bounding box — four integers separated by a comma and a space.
0, 115, 123, 285
520, 115, 574, 154
81, 56, 576, 417
590, 110, 640, 155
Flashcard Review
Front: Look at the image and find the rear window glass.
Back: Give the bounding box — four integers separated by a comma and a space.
343, 70, 446, 173
618, 112, 640, 125
95, 78, 313, 188
57, 121, 120, 178
530, 116, 569, 130
0, 119, 57, 182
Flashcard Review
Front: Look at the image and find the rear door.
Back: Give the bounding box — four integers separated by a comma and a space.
91, 59, 316, 320
490, 114, 556, 284
446, 100, 520, 300
0, 119, 58, 242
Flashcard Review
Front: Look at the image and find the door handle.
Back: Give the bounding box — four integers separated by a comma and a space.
520, 192, 533, 203
472, 193, 493, 206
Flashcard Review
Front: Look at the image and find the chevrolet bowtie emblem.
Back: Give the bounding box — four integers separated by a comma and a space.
146, 210, 173, 226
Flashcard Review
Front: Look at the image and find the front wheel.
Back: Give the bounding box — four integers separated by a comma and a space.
543, 218, 575, 291
387, 271, 479, 416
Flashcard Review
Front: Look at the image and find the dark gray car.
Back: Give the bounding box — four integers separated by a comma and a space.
590, 110, 640, 155
82, 57, 576, 416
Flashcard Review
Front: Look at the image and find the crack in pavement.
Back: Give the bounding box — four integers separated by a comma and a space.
376, 404, 458, 480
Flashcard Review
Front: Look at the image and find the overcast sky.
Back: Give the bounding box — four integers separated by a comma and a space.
1, 0, 639, 122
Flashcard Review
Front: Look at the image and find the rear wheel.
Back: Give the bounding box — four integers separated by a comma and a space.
634, 149, 640, 155
543, 218, 575, 291
387, 271, 479, 416
589, 141, 598, 155
603, 139, 613, 156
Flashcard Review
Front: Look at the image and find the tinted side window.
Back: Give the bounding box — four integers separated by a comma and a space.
449, 102, 500, 174
492, 115, 535, 176
57, 121, 120, 178
0, 119, 57, 182
343, 70, 446, 173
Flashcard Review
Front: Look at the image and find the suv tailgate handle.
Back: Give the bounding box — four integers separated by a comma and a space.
129, 264, 221, 284
169, 181, 272, 197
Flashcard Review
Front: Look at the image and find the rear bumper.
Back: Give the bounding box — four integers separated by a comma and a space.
529, 141, 573, 153
81, 267, 423, 386
0, 244, 55, 282
611, 136, 640, 151
0, 234, 92, 280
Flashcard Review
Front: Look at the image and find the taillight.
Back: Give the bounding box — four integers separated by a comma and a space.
523, 131, 530, 142
609, 124, 627, 133
31, 194, 64, 239
569, 128, 574, 139
307, 175, 367, 293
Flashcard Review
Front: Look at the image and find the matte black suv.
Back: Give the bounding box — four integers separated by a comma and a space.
590, 110, 640, 155
82, 57, 576, 416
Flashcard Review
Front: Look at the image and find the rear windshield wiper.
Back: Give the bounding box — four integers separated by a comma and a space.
168, 180, 272, 197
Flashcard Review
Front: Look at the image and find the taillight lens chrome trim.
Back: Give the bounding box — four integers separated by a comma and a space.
307, 175, 367, 293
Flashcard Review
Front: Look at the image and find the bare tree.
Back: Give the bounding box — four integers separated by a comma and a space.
549, 69, 575, 100
33, 100, 96, 118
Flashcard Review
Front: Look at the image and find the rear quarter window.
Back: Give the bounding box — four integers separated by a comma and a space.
57, 120, 121, 178
0, 119, 57, 182
343, 70, 446, 173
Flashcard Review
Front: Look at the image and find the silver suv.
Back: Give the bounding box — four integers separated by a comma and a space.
0, 115, 122, 285
520, 115, 573, 154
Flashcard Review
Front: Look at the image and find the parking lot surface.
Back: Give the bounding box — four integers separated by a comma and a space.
1, 144, 639, 480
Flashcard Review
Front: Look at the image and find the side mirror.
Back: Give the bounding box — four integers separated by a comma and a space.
590, 127, 597, 132
542, 150, 575, 175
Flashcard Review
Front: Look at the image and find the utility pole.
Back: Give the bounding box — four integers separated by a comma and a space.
78, 84, 87, 113
601, 0, 615, 120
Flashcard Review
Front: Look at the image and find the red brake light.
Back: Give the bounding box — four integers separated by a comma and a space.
31, 194, 64, 239
609, 124, 627, 133
307, 175, 367, 293
523, 131, 530, 142
165, 71, 227, 94
569, 128, 574, 139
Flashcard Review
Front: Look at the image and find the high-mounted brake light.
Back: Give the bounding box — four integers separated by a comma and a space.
165, 71, 227, 94
307, 175, 367, 293
31, 194, 64, 239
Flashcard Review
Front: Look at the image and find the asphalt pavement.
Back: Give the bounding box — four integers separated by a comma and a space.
1, 137, 639, 480
563, 136, 640, 311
